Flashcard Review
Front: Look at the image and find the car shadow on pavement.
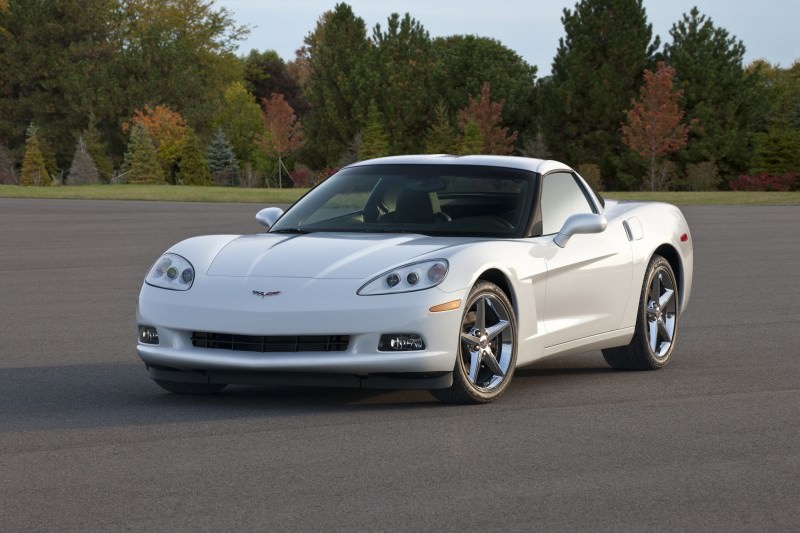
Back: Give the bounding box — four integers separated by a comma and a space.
0, 354, 616, 434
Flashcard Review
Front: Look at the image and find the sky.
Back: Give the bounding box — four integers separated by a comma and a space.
217, 0, 799, 75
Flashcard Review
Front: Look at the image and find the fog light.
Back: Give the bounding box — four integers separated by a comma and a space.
138, 326, 159, 345
379, 334, 425, 352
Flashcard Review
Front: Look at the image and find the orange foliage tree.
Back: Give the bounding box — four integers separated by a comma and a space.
622, 62, 689, 190
258, 93, 304, 187
124, 105, 188, 181
457, 82, 517, 155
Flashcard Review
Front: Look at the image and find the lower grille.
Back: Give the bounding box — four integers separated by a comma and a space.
191, 332, 350, 353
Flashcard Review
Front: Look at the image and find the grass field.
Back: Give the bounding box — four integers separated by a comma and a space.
0, 184, 308, 204
1, 184, 799, 205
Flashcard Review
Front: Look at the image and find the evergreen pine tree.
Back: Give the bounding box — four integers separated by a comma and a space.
207, 128, 238, 185
358, 100, 390, 161
664, 7, 757, 177
67, 135, 100, 185
121, 122, 165, 184
20, 123, 50, 186
539, 0, 659, 188
751, 127, 800, 175
0, 143, 15, 184
459, 120, 484, 155
303, 4, 373, 167
83, 112, 113, 182
178, 128, 212, 185
424, 102, 456, 154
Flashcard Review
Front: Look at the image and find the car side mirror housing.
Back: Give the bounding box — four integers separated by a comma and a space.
255, 207, 284, 230
553, 213, 607, 248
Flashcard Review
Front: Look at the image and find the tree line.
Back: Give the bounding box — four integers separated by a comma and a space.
1, 0, 798, 190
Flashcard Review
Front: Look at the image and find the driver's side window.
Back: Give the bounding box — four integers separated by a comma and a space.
540, 172, 595, 235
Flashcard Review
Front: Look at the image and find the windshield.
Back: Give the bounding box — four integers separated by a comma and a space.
271, 164, 534, 237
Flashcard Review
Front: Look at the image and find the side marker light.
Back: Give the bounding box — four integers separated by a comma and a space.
429, 300, 462, 313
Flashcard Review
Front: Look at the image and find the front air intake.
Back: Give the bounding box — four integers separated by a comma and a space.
191, 332, 349, 353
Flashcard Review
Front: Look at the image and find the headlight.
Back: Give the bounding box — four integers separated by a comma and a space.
358, 259, 448, 295
145, 253, 195, 291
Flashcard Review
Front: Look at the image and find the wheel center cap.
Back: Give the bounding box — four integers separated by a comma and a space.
479, 335, 489, 349
650, 303, 662, 321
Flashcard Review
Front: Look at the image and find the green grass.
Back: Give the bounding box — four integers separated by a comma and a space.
0, 184, 309, 204
602, 191, 800, 205
1, 184, 799, 205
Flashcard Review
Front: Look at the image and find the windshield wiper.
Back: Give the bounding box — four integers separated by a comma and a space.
270, 227, 311, 234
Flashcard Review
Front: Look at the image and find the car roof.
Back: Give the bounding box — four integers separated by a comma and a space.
347, 154, 572, 176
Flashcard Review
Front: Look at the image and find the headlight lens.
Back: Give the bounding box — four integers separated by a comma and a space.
358, 259, 448, 295
145, 253, 195, 291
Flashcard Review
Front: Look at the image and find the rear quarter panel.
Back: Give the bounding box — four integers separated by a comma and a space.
604, 201, 694, 329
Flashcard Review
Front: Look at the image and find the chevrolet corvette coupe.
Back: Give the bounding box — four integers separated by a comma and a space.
137, 155, 693, 403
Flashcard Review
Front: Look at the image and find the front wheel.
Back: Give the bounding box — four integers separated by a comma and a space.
602, 255, 679, 370
432, 281, 517, 404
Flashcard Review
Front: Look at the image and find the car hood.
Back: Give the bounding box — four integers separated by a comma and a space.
206, 232, 458, 279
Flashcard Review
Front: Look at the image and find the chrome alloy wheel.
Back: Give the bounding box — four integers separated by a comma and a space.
459, 293, 514, 391
645, 267, 677, 358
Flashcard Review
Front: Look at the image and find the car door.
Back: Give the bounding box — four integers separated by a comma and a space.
535, 171, 632, 348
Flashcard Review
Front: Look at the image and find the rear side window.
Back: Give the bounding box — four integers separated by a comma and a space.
540, 172, 595, 235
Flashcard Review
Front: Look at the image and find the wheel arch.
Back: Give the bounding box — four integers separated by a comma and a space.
476, 268, 516, 310
652, 244, 685, 309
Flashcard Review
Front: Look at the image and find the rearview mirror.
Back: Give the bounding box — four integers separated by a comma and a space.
255, 207, 284, 230
553, 213, 607, 248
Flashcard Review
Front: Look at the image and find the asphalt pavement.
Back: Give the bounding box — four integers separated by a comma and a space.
0, 198, 798, 532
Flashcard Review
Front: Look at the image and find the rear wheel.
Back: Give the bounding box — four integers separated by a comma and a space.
154, 379, 227, 395
602, 255, 679, 370
432, 281, 517, 404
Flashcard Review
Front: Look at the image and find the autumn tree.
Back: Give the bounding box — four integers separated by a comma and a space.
664, 8, 760, 177
177, 128, 212, 185
359, 100, 390, 161
431, 35, 537, 144
539, 0, 659, 188
244, 49, 308, 117
622, 62, 689, 190
259, 93, 304, 187
19, 123, 50, 186
457, 82, 517, 155
67, 135, 100, 185
121, 122, 164, 184
125, 105, 188, 182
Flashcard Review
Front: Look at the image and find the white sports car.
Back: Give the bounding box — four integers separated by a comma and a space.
137, 155, 693, 403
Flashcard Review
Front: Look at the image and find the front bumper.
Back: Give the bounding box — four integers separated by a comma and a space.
136, 276, 464, 377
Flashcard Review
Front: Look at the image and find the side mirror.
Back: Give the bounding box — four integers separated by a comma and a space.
255, 207, 284, 230
553, 213, 607, 248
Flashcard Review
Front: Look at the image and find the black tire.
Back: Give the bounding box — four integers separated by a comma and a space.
432, 281, 517, 404
154, 379, 227, 395
602, 255, 679, 370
